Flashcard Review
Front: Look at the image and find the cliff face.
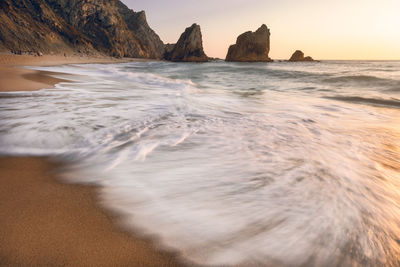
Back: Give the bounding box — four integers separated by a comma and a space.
0, 0, 94, 54
116, 2, 165, 59
46, 0, 164, 58
0, 0, 165, 58
226, 24, 272, 62
164, 24, 208, 62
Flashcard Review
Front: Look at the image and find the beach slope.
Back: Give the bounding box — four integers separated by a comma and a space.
0, 157, 182, 266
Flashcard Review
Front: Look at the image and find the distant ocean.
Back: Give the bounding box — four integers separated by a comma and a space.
1, 60, 400, 266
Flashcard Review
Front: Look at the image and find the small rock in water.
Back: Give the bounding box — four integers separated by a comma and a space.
289, 50, 314, 62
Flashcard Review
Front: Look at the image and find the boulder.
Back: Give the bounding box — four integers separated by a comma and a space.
226, 24, 272, 62
289, 50, 314, 62
164, 24, 208, 62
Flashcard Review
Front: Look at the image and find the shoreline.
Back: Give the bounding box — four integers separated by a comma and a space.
0, 53, 143, 92
0, 54, 185, 266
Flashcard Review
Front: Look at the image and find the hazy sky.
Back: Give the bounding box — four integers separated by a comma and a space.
124, 0, 400, 60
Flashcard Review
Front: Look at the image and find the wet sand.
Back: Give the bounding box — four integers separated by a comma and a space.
0, 157, 183, 266
0, 54, 185, 266
0, 54, 137, 92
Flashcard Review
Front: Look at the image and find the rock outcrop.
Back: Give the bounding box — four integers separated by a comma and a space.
0, 0, 94, 55
163, 43, 175, 60
164, 24, 208, 62
0, 0, 165, 58
289, 50, 314, 62
226, 24, 272, 62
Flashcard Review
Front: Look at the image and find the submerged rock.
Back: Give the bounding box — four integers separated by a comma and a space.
289, 50, 314, 62
226, 24, 272, 62
164, 24, 208, 62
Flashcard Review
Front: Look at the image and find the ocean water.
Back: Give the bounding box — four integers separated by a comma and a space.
1, 60, 400, 266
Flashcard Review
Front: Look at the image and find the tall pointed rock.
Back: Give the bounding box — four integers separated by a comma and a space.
165, 24, 208, 62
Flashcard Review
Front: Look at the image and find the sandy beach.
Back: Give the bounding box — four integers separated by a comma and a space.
0, 157, 183, 266
0, 53, 139, 92
0, 54, 184, 266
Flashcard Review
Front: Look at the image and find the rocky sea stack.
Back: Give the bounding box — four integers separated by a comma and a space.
289, 50, 314, 62
226, 24, 272, 62
164, 24, 208, 62
0, 0, 165, 58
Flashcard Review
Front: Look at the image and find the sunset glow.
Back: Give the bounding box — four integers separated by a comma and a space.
3, 0, 400, 265
126, 0, 400, 60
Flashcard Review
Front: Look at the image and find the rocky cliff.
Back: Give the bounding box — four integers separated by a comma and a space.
289, 50, 314, 62
0, 0, 165, 58
164, 24, 208, 62
226, 24, 272, 62
0, 0, 93, 55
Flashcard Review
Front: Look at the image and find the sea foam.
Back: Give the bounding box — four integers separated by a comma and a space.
1, 60, 400, 266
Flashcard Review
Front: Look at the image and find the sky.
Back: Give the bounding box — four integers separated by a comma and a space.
124, 0, 400, 60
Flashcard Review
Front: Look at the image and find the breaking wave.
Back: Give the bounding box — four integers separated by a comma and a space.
1, 60, 400, 266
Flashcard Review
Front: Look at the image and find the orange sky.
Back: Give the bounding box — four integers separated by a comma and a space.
125, 0, 400, 60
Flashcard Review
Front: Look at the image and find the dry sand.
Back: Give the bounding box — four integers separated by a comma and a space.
0, 54, 186, 266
